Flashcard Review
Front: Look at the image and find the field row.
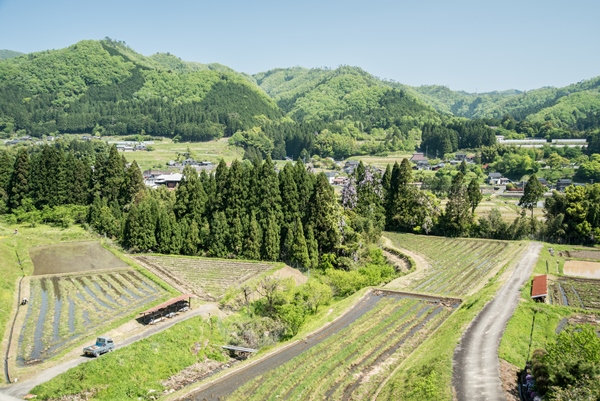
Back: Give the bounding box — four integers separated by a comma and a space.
549, 277, 600, 310
18, 270, 165, 364
226, 294, 457, 401
136, 255, 275, 300
385, 233, 516, 296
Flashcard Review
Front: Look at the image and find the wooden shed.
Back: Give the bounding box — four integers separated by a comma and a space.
531, 275, 548, 302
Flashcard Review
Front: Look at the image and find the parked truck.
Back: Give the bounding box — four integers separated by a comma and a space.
83, 336, 114, 357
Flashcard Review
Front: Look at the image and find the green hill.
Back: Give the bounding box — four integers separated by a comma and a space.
255, 66, 441, 130
410, 77, 600, 131
0, 39, 281, 140
0, 50, 23, 60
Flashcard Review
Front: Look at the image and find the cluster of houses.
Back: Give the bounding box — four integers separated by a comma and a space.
143, 158, 215, 189
109, 141, 153, 152
410, 152, 475, 171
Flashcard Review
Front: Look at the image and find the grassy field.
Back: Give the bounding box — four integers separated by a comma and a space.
31, 315, 228, 401
119, 137, 244, 171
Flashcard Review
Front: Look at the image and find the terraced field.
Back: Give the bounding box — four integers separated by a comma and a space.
18, 270, 166, 364
191, 292, 460, 401
384, 233, 521, 296
549, 276, 600, 309
135, 255, 276, 301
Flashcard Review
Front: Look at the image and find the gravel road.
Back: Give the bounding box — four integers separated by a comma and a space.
0, 303, 219, 399
453, 242, 542, 401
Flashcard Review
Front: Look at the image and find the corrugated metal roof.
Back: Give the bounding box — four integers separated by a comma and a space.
139, 294, 195, 315
531, 275, 548, 298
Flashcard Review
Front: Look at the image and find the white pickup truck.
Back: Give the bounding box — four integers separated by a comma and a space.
83, 336, 114, 357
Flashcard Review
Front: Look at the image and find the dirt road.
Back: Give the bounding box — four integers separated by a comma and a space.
0, 303, 219, 399
453, 242, 542, 401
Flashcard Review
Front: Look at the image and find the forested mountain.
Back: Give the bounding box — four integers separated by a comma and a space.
411, 77, 600, 132
0, 50, 23, 60
0, 39, 281, 141
1, 39, 598, 159
254, 66, 441, 128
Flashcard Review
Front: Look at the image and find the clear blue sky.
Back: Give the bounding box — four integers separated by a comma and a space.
0, 0, 598, 93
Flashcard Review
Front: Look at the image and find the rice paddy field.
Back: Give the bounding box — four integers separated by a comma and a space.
548, 276, 600, 309
384, 233, 521, 297
135, 255, 278, 301
18, 270, 166, 365
203, 292, 460, 401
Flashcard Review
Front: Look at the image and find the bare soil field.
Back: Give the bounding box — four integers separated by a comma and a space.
563, 260, 600, 279
566, 250, 600, 260
135, 255, 279, 301
30, 241, 127, 276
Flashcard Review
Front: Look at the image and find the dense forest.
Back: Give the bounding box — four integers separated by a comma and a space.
2, 39, 599, 162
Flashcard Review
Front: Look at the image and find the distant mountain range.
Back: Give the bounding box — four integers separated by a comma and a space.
0, 40, 598, 142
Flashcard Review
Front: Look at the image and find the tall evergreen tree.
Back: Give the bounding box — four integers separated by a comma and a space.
0, 150, 14, 212
8, 147, 30, 210
307, 173, 339, 253
243, 212, 261, 260
209, 211, 229, 258
305, 224, 319, 269
262, 211, 281, 261
121, 160, 145, 205
123, 195, 158, 251
289, 217, 310, 268
441, 172, 472, 236
467, 177, 483, 214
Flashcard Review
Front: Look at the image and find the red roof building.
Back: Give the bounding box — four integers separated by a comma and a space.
531, 275, 548, 301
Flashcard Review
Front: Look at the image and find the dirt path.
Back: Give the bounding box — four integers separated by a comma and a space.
0, 303, 220, 399
453, 242, 542, 401
381, 236, 432, 290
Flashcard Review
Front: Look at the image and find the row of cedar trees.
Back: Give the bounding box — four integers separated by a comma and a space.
0, 143, 343, 268
0, 142, 493, 268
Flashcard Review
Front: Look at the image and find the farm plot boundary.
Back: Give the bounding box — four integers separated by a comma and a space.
16, 269, 169, 366
182, 290, 461, 401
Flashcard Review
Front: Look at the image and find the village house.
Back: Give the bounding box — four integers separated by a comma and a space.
556, 179, 572, 192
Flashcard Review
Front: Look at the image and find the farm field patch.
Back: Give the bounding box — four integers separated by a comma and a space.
563, 260, 600, 279
565, 250, 600, 260
135, 255, 278, 301
549, 276, 600, 309
191, 292, 460, 401
17, 270, 166, 364
30, 241, 128, 275
383, 233, 521, 297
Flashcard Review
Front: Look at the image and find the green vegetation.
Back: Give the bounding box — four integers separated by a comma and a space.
31, 316, 228, 401
384, 233, 521, 296
499, 302, 574, 367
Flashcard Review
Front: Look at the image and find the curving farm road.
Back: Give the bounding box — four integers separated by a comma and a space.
453, 242, 542, 401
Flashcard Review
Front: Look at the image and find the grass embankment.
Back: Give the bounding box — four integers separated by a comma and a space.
0, 221, 95, 382
31, 316, 226, 400
498, 302, 575, 368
